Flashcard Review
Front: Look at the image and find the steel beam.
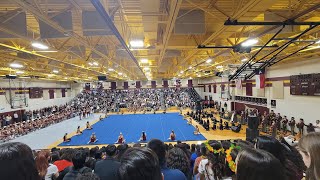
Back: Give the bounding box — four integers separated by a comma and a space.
197, 45, 278, 49
90, 0, 146, 78
224, 19, 320, 26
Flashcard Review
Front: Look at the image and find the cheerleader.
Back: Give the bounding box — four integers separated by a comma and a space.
86, 121, 92, 130
139, 131, 147, 141
116, 132, 125, 144
76, 126, 82, 135
63, 133, 71, 142
193, 125, 200, 135
187, 118, 192, 125
168, 130, 176, 141
88, 132, 98, 144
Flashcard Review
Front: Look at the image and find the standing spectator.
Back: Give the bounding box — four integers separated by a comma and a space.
289, 117, 296, 135
5, 114, 12, 126
35, 150, 59, 180
315, 120, 320, 132
0, 142, 40, 180
13, 111, 19, 123
63, 150, 92, 180
297, 132, 320, 180
118, 147, 162, 180
148, 139, 186, 180
236, 148, 287, 180
94, 145, 120, 180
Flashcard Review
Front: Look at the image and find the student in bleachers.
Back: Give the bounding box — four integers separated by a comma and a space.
236, 148, 287, 180
167, 147, 191, 179
0, 142, 40, 180
118, 147, 162, 180
297, 132, 320, 180
35, 150, 59, 180
94, 145, 120, 180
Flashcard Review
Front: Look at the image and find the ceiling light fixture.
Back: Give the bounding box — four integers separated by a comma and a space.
88, 62, 93, 66
118, 72, 123, 75
140, 58, 148, 63
180, 71, 184, 74
241, 58, 248, 62
52, 70, 59, 73
188, 66, 192, 69
206, 59, 212, 63
10, 63, 23, 68
241, 39, 258, 47
47, 74, 54, 77
108, 68, 114, 71
31, 42, 49, 50
16, 71, 24, 74
93, 62, 98, 66
216, 65, 223, 69
129, 40, 144, 48
316, 40, 320, 44
143, 67, 150, 71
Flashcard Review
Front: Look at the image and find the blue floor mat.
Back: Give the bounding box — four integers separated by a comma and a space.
58, 113, 206, 146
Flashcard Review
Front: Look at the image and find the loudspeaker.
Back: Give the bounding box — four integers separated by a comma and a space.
246, 128, 259, 141
97, 76, 107, 81
5, 75, 17, 79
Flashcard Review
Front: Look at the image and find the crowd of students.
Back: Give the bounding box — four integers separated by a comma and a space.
1, 132, 319, 180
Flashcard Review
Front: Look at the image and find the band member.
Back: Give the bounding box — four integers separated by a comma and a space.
276, 113, 282, 131
271, 121, 277, 138
76, 126, 82, 135
63, 133, 71, 142
282, 116, 288, 134
116, 132, 125, 144
193, 125, 200, 135
86, 121, 92, 130
139, 131, 147, 141
168, 130, 176, 141
261, 112, 268, 133
297, 118, 305, 135
88, 132, 98, 144
289, 117, 296, 135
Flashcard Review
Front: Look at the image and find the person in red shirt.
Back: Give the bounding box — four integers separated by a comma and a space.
53, 149, 74, 172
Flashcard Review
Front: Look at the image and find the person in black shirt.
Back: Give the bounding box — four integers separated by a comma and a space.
63, 133, 71, 142
94, 145, 120, 180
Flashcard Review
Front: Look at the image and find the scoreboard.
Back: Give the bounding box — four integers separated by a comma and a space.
290, 73, 320, 96
29, 87, 43, 99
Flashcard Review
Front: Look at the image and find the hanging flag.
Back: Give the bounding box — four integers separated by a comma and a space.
255, 68, 266, 88
236, 78, 242, 89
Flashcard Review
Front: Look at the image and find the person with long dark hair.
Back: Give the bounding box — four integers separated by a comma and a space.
255, 136, 303, 180
0, 142, 40, 180
118, 147, 162, 180
236, 148, 287, 180
297, 132, 320, 180
139, 131, 147, 141
167, 147, 191, 179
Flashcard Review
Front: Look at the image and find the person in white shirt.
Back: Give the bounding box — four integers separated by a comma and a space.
13, 112, 19, 123
5, 114, 12, 126
315, 120, 320, 132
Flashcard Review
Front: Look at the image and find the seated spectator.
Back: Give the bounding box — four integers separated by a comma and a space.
63, 150, 92, 180
116, 144, 129, 161
148, 139, 186, 180
35, 150, 59, 180
76, 173, 100, 180
0, 142, 39, 180
54, 148, 75, 172
94, 145, 120, 180
118, 147, 162, 180
297, 132, 320, 180
236, 148, 287, 180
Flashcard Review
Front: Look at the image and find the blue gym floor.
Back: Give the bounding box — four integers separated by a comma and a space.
58, 113, 206, 146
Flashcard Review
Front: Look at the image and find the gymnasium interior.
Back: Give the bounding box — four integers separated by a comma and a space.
0, 0, 320, 180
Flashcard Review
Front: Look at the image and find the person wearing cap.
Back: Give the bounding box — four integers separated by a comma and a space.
139, 131, 147, 141
88, 132, 97, 144
116, 132, 125, 144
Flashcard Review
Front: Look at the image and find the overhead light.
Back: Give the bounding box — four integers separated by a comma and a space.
129, 40, 144, 48
31, 42, 49, 50
216, 65, 223, 69
64, 77, 68, 79
47, 74, 54, 77
206, 59, 212, 63
10, 63, 23, 68
241, 39, 258, 47
140, 58, 148, 63
88, 62, 93, 66
93, 62, 98, 66
36, 50, 58, 53
188, 66, 192, 69
143, 67, 150, 71
316, 40, 320, 44
180, 71, 184, 74
52, 70, 59, 73
241, 58, 248, 62
189, 77, 192, 79
178, 74, 181, 77
16, 71, 24, 74
108, 68, 114, 71
118, 72, 123, 75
